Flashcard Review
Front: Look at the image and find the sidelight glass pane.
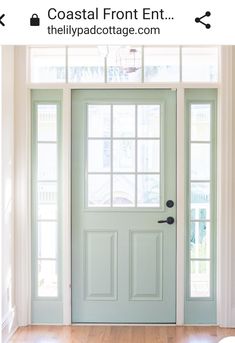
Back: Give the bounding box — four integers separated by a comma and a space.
191, 104, 211, 141
138, 140, 160, 172
38, 260, 58, 297
34, 94, 61, 304
144, 47, 180, 82
137, 175, 160, 207
113, 140, 135, 172
88, 105, 111, 138
30, 48, 66, 83
137, 105, 160, 138
38, 143, 57, 181
187, 91, 216, 305
113, 175, 135, 207
68, 47, 105, 83
37, 104, 57, 142
88, 140, 111, 172
107, 46, 142, 83
190, 261, 210, 297
38, 182, 57, 220
191, 143, 210, 180
190, 222, 210, 258
182, 47, 218, 82
191, 182, 210, 220
88, 175, 111, 207
113, 105, 135, 137
38, 222, 57, 259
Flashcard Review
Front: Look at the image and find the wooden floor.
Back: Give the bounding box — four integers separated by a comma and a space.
10, 325, 235, 343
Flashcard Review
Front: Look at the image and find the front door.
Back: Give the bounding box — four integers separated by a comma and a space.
72, 89, 176, 323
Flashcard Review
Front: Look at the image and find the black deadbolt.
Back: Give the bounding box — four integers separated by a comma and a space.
166, 200, 174, 208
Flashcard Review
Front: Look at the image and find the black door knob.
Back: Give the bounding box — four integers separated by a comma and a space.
158, 216, 175, 225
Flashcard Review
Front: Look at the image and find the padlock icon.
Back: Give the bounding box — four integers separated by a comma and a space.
30, 14, 40, 26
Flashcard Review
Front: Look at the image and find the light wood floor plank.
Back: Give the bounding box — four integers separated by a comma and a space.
9, 325, 235, 343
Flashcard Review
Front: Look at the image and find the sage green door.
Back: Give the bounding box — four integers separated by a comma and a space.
72, 89, 176, 323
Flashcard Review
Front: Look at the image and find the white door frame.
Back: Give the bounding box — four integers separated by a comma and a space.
13, 45, 234, 326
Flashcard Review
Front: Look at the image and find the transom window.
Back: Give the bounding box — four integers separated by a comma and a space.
29, 46, 219, 84
86, 104, 161, 208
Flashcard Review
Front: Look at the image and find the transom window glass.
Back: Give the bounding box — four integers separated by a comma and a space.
68, 47, 105, 83
87, 104, 161, 208
30, 48, 66, 83
107, 46, 142, 83
144, 47, 180, 82
29, 46, 219, 84
182, 47, 218, 82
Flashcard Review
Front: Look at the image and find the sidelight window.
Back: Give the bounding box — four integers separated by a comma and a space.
187, 97, 216, 299
32, 101, 61, 298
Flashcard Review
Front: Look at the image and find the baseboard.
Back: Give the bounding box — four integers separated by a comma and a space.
230, 307, 235, 328
1, 306, 18, 343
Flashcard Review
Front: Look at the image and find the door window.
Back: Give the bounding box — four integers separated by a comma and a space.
86, 104, 161, 208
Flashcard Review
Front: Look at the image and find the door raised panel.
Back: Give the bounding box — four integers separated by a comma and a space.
84, 231, 117, 300
130, 231, 163, 300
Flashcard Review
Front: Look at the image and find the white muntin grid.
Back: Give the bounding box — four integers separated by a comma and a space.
85, 103, 162, 209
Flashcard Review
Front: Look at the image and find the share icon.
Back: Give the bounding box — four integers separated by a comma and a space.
195, 11, 211, 29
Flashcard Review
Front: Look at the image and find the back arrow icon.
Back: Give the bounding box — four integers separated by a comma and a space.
0, 14, 5, 26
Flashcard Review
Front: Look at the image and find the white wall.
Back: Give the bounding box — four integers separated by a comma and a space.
1, 46, 17, 342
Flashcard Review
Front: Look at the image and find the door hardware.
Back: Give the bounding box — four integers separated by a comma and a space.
158, 216, 175, 225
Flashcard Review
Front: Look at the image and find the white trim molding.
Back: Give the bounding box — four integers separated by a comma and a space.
62, 87, 72, 325
14, 46, 31, 326
217, 46, 234, 327
176, 87, 185, 325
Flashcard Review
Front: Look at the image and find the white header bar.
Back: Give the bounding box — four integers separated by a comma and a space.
0, 0, 234, 44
